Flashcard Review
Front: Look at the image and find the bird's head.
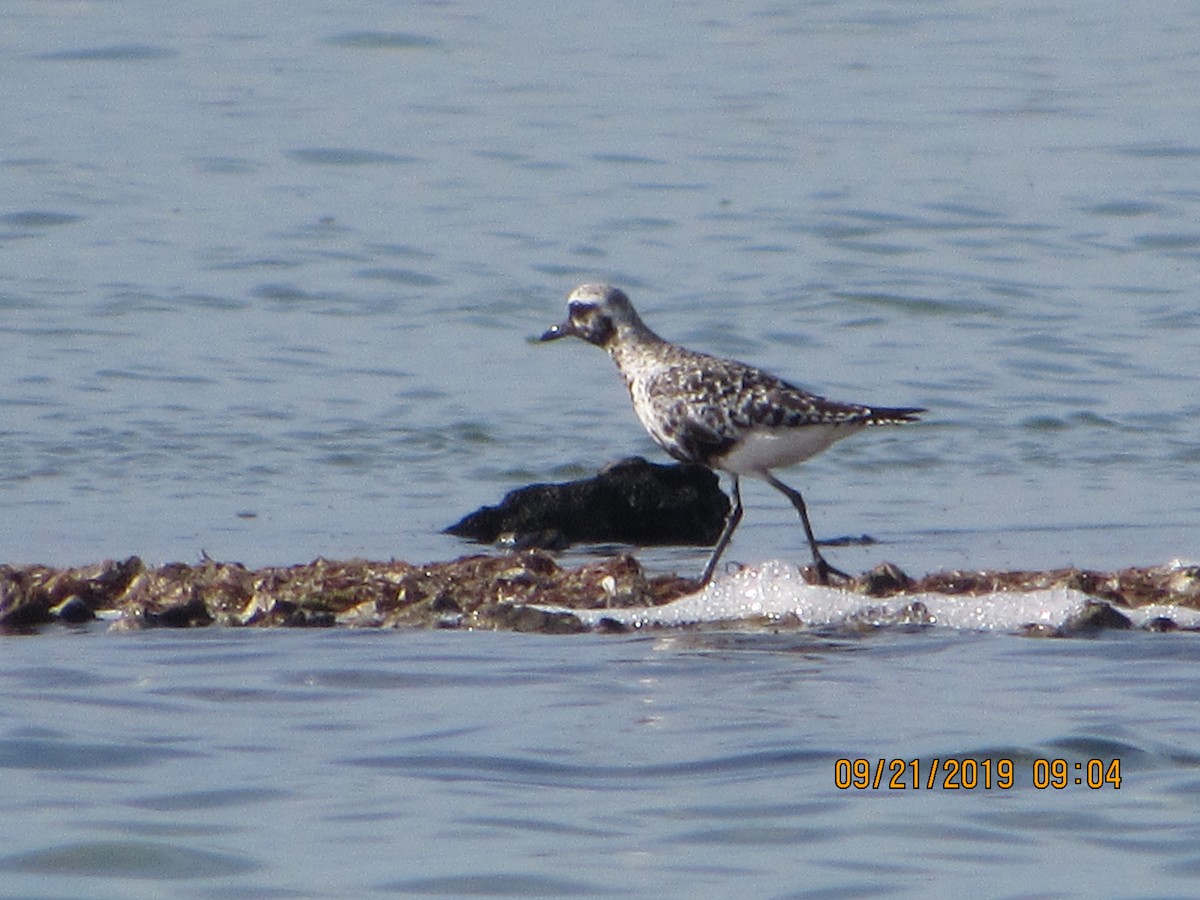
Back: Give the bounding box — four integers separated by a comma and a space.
538, 283, 642, 349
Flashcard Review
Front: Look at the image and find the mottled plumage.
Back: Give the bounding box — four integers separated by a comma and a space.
540, 283, 924, 585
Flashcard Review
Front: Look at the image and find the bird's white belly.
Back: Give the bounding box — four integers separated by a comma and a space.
716, 424, 861, 476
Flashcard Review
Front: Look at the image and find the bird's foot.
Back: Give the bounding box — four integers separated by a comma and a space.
690, 560, 745, 591
808, 557, 852, 587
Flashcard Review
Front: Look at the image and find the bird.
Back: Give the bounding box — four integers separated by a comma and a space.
538, 283, 924, 586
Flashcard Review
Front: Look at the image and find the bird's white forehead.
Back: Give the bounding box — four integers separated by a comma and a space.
566, 283, 613, 304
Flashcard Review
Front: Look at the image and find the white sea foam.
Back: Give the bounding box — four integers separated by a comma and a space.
555, 560, 1200, 632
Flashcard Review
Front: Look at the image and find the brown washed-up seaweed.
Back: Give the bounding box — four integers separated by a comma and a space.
2, 552, 1199, 635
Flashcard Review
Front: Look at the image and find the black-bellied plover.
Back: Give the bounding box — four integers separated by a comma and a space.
539, 283, 924, 586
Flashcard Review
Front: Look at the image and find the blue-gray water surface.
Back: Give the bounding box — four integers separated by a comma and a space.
3, 630, 1200, 900
3, 0, 1200, 896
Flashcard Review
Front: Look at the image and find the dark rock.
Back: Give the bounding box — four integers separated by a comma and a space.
1017, 623, 1060, 638
143, 596, 214, 629
247, 598, 336, 628
429, 592, 461, 614
0, 568, 50, 629
51, 595, 95, 624
858, 561, 914, 596
1144, 616, 1178, 632
1059, 601, 1133, 636
595, 617, 632, 634
444, 457, 730, 548
480, 603, 586, 634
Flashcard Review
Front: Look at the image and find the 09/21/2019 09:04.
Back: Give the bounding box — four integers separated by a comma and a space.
834, 757, 1122, 791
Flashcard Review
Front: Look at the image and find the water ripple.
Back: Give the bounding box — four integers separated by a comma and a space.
0, 840, 260, 879
0, 211, 84, 228
286, 147, 419, 166
344, 747, 833, 787
33, 45, 178, 62
378, 873, 622, 896
0, 738, 197, 771
324, 31, 442, 50
126, 786, 291, 813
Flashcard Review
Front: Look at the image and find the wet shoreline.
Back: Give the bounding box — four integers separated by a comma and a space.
2, 552, 1198, 636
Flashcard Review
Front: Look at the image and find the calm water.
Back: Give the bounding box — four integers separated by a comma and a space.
2, 630, 1200, 899
3, 0, 1200, 895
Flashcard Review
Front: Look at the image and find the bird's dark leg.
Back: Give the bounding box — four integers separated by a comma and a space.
698, 475, 743, 586
762, 473, 850, 585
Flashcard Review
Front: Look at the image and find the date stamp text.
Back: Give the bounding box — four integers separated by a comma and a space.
833, 757, 1122, 790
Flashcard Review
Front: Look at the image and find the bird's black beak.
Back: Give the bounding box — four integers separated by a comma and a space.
538, 320, 574, 342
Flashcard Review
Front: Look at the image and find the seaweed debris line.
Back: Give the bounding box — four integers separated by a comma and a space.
0, 552, 692, 634
3, 553, 1200, 637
